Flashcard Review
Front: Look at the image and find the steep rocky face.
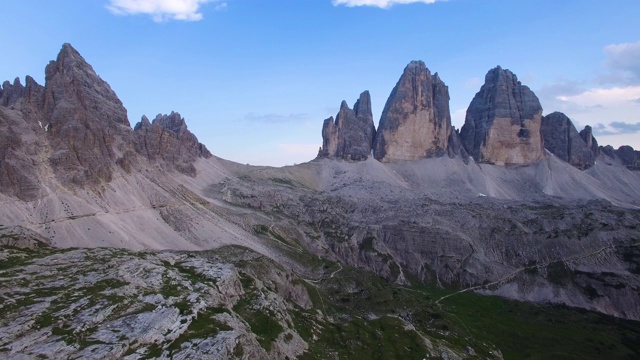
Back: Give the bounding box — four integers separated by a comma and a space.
0, 43, 214, 198
373, 61, 451, 162
318, 91, 375, 161
447, 126, 469, 162
460, 66, 544, 165
133, 112, 212, 176
33, 43, 134, 187
600, 145, 640, 170
541, 112, 595, 169
579, 125, 600, 157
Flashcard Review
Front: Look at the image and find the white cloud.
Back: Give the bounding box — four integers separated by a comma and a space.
601, 41, 640, 85
332, 0, 440, 9
557, 86, 640, 107
107, 0, 223, 22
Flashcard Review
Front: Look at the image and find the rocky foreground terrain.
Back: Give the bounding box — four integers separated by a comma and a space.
1, 44, 640, 359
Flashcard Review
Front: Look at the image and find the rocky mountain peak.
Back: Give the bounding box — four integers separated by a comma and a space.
318, 91, 375, 161
373, 60, 451, 162
541, 111, 596, 169
353, 90, 372, 118
133, 111, 212, 176
579, 125, 600, 157
460, 66, 544, 165
44, 43, 129, 127
152, 111, 188, 135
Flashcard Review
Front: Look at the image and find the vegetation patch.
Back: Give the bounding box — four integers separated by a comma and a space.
167, 307, 231, 354
233, 297, 283, 352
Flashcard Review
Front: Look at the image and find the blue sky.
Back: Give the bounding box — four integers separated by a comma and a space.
2, 0, 639, 166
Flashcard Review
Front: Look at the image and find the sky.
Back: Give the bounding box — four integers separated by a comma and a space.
1, 0, 639, 166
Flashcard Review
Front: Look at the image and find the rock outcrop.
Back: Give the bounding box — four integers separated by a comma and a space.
579, 125, 600, 157
133, 112, 212, 176
0, 43, 213, 199
446, 126, 469, 162
602, 145, 640, 171
460, 66, 544, 165
34, 43, 133, 187
318, 91, 375, 161
541, 112, 595, 169
373, 61, 451, 162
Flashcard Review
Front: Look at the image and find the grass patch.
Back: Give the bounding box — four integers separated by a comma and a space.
433, 290, 640, 359
300, 316, 427, 360
167, 307, 231, 354
233, 297, 283, 352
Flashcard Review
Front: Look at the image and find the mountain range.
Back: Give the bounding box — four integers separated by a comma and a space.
1, 44, 639, 359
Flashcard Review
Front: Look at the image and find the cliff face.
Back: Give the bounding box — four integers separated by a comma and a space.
460, 66, 544, 165
318, 91, 375, 161
0, 44, 211, 200
373, 61, 451, 162
133, 112, 212, 177
541, 112, 596, 170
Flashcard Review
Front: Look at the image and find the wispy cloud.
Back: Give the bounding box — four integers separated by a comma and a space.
332, 0, 440, 9
243, 112, 311, 124
592, 121, 640, 136
601, 41, 640, 85
556, 86, 640, 107
107, 0, 224, 22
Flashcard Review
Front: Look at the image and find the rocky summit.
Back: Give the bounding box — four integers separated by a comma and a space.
541, 112, 596, 170
373, 61, 451, 162
460, 66, 544, 165
2, 44, 640, 360
318, 91, 375, 161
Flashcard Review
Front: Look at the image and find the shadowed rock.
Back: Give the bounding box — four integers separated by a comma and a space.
133, 112, 212, 176
541, 112, 595, 169
460, 66, 544, 165
319, 91, 375, 161
447, 126, 469, 163
373, 61, 451, 162
579, 125, 600, 157
610, 145, 640, 171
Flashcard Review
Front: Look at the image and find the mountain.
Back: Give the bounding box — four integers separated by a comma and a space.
373, 60, 451, 162
2, 44, 640, 359
541, 112, 596, 170
460, 66, 544, 165
317, 91, 375, 161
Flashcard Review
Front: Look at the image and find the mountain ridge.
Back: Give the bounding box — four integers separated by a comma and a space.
1, 43, 640, 323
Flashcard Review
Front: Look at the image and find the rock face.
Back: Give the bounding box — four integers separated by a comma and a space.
447, 127, 469, 162
373, 61, 451, 162
541, 112, 595, 169
579, 125, 600, 157
602, 145, 640, 171
460, 66, 544, 165
318, 91, 375, 161
0, 43, 214, 200
133, 112, 212, 176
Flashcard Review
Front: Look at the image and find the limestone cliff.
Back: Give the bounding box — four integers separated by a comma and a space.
318, 91, 375, 161
541, 112, 595, 169
373, 61, 451, 162
460, 66, 544, 165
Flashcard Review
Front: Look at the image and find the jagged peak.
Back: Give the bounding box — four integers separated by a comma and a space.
45, 43, 96, 81
354, 90, 371, 118
133, 115, 152, 131
405, 60, 426, 69
152, 111, 188, 135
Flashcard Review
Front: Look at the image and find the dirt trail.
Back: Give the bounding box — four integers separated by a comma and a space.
436, 241, 640, 304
